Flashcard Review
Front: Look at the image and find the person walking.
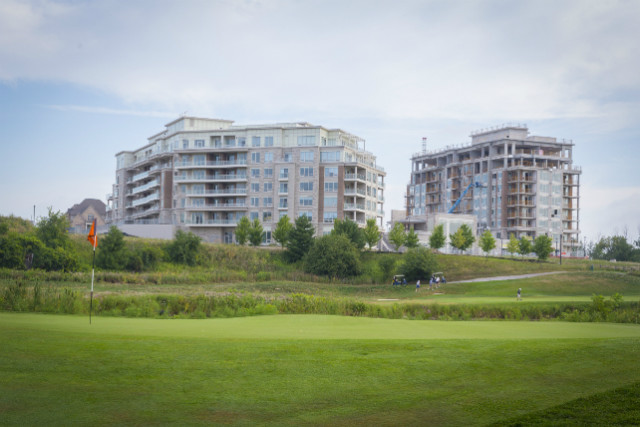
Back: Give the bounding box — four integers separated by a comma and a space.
416, 279, 421, 292
517, 288, 522, 301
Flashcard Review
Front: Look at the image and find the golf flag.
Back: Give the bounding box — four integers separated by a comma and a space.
87, 219, 98, 248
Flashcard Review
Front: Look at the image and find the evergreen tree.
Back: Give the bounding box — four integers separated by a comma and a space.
331, 217, 365, 250
429, 224, 445, 251
285, 215, 315, 262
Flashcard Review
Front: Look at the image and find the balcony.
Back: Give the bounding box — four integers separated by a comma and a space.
185, 219, 239, 227
175, 174, 248, 183
344, 173, 367, 182
185, 188, 247, 197
344, 203, 365, 211
132, 192, 160, 207
132, 179, 160, 195
344, 188, 366, 197
176, 159, 248, 168
185, 202, 248, 211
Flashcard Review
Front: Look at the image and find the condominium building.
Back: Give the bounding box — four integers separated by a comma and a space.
106, 117, 386, 243
405, 124, 581, 254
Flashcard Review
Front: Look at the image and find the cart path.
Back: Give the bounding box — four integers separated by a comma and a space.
449, 271, 568, 284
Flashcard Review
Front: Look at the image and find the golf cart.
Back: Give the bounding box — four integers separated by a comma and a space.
392, 275, 407, 286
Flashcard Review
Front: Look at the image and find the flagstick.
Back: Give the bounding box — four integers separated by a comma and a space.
90, 244, 95, 324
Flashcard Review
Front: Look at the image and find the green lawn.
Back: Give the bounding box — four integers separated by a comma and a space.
2, 313, 640, 426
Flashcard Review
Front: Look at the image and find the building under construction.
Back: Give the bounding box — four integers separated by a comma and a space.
405, 124, 581, 255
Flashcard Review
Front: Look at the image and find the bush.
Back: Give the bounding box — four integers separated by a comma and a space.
304, 234, 360, 278
400, 247, 438, 282
166, 230, 202, 266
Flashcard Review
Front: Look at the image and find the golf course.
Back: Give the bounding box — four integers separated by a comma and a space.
2, 255, 640, 426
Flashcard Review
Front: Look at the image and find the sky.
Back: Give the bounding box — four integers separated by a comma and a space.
1, 0, 639, 244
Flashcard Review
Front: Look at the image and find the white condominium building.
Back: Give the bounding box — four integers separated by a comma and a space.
406, 124, 581, 255
106, 117, 386, 243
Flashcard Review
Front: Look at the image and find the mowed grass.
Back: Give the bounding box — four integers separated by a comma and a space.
2, 313, 640, 426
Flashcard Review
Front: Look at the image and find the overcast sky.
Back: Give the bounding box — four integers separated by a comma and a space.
1, 0, 639, 243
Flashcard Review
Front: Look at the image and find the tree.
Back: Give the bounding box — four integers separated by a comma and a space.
363, 218, 381, 250
429, 224, 445, 251
400, 247, 438, 282
166, 230, 201, 266
518, 236, 532, 257
405, 226, 419, 248
592, 235, 636, 262
36, 207, 72, 249
248, 218, 265, 247
273, 215, 292, 248
304, 234, 360, 278
331, 218, 365, 250
388, 222, 406, 251
285, 215, 315, 262
96, 226, 127, 270
235, 216, 250, 245
533, 234, 553, 261
506, 233, 519, 258
479, 229, 496, 257
449, 224, 474, 253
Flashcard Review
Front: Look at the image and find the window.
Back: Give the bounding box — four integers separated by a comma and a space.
323, 212, 337, 223
279, 197, 288, 208
300, 151, 314, 162
264, 152, 274, 163
321, 151, 340, 162
279, 211, 288, 219
194, 155, 205, 166
279, 182, 288, 193
299, 211, 313, 221
283, 152, 293, 162
263, 211, 272, 222
279, 168, 289, 179
325, 167, 338, 177
195, 139, 205, 148
251, 197, 259, 207
264, 182, 273, 192
237, 137, 246, 147
264, 168, 273, 178
252, 136, 261, 147
297, 135, 316, 146
325, 182, 338, 192
324, 196, 337, 208
251, 152, 260, 163
250, 212, 259, 221
300, 197, 313, 206
193, 170, 205, 179
300, 167, 314, 177
265, 136, 274, 147
263, 197, 273, 207
182, 139, 189, 149
251, 169, 260, 178
300, 181, 314, 191
251, 183, 260, 192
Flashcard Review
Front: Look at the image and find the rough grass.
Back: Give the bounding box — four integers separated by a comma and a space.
1, 314, 640, 426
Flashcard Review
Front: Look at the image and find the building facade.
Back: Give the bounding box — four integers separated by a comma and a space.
405, 124, 581, 255
66, 198, 107, 234
106, 117, 386, 243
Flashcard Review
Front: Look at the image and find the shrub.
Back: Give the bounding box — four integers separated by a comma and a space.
166, 230, 201, 266
304, 234, 360, 278
400, 247, 438, 282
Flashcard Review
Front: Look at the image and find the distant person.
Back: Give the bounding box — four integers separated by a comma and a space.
416, 280, 420, 292
517, 288, 522, 301
441, 275, 446, 284
402, 277, 407, 286
435, 276, 440, 289
429, 276, 435, 290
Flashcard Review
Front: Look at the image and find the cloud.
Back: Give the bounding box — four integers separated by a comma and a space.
1, 0, 639, 126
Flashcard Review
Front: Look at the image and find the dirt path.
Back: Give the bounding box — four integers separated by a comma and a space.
449, 271, 568, 284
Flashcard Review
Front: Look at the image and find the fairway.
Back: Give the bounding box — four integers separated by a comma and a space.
2, 313, 640, 426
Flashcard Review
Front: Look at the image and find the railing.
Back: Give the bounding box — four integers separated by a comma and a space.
344, 188, 366, 196
175, 174, 248, 182
185, 188, 247, 196
185, 219, 239, 226
132, 179, 160, 194
344, 203, 365, 210
177, 159, 248, 168
132, 192, 160, 207
185, 203, 247, 209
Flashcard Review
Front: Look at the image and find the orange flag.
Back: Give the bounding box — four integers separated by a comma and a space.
87, 219, 98, 248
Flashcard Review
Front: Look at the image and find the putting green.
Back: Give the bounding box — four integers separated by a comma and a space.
3, 313, 640, 340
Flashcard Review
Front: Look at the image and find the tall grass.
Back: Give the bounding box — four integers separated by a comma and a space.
3, 279, 639, 323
